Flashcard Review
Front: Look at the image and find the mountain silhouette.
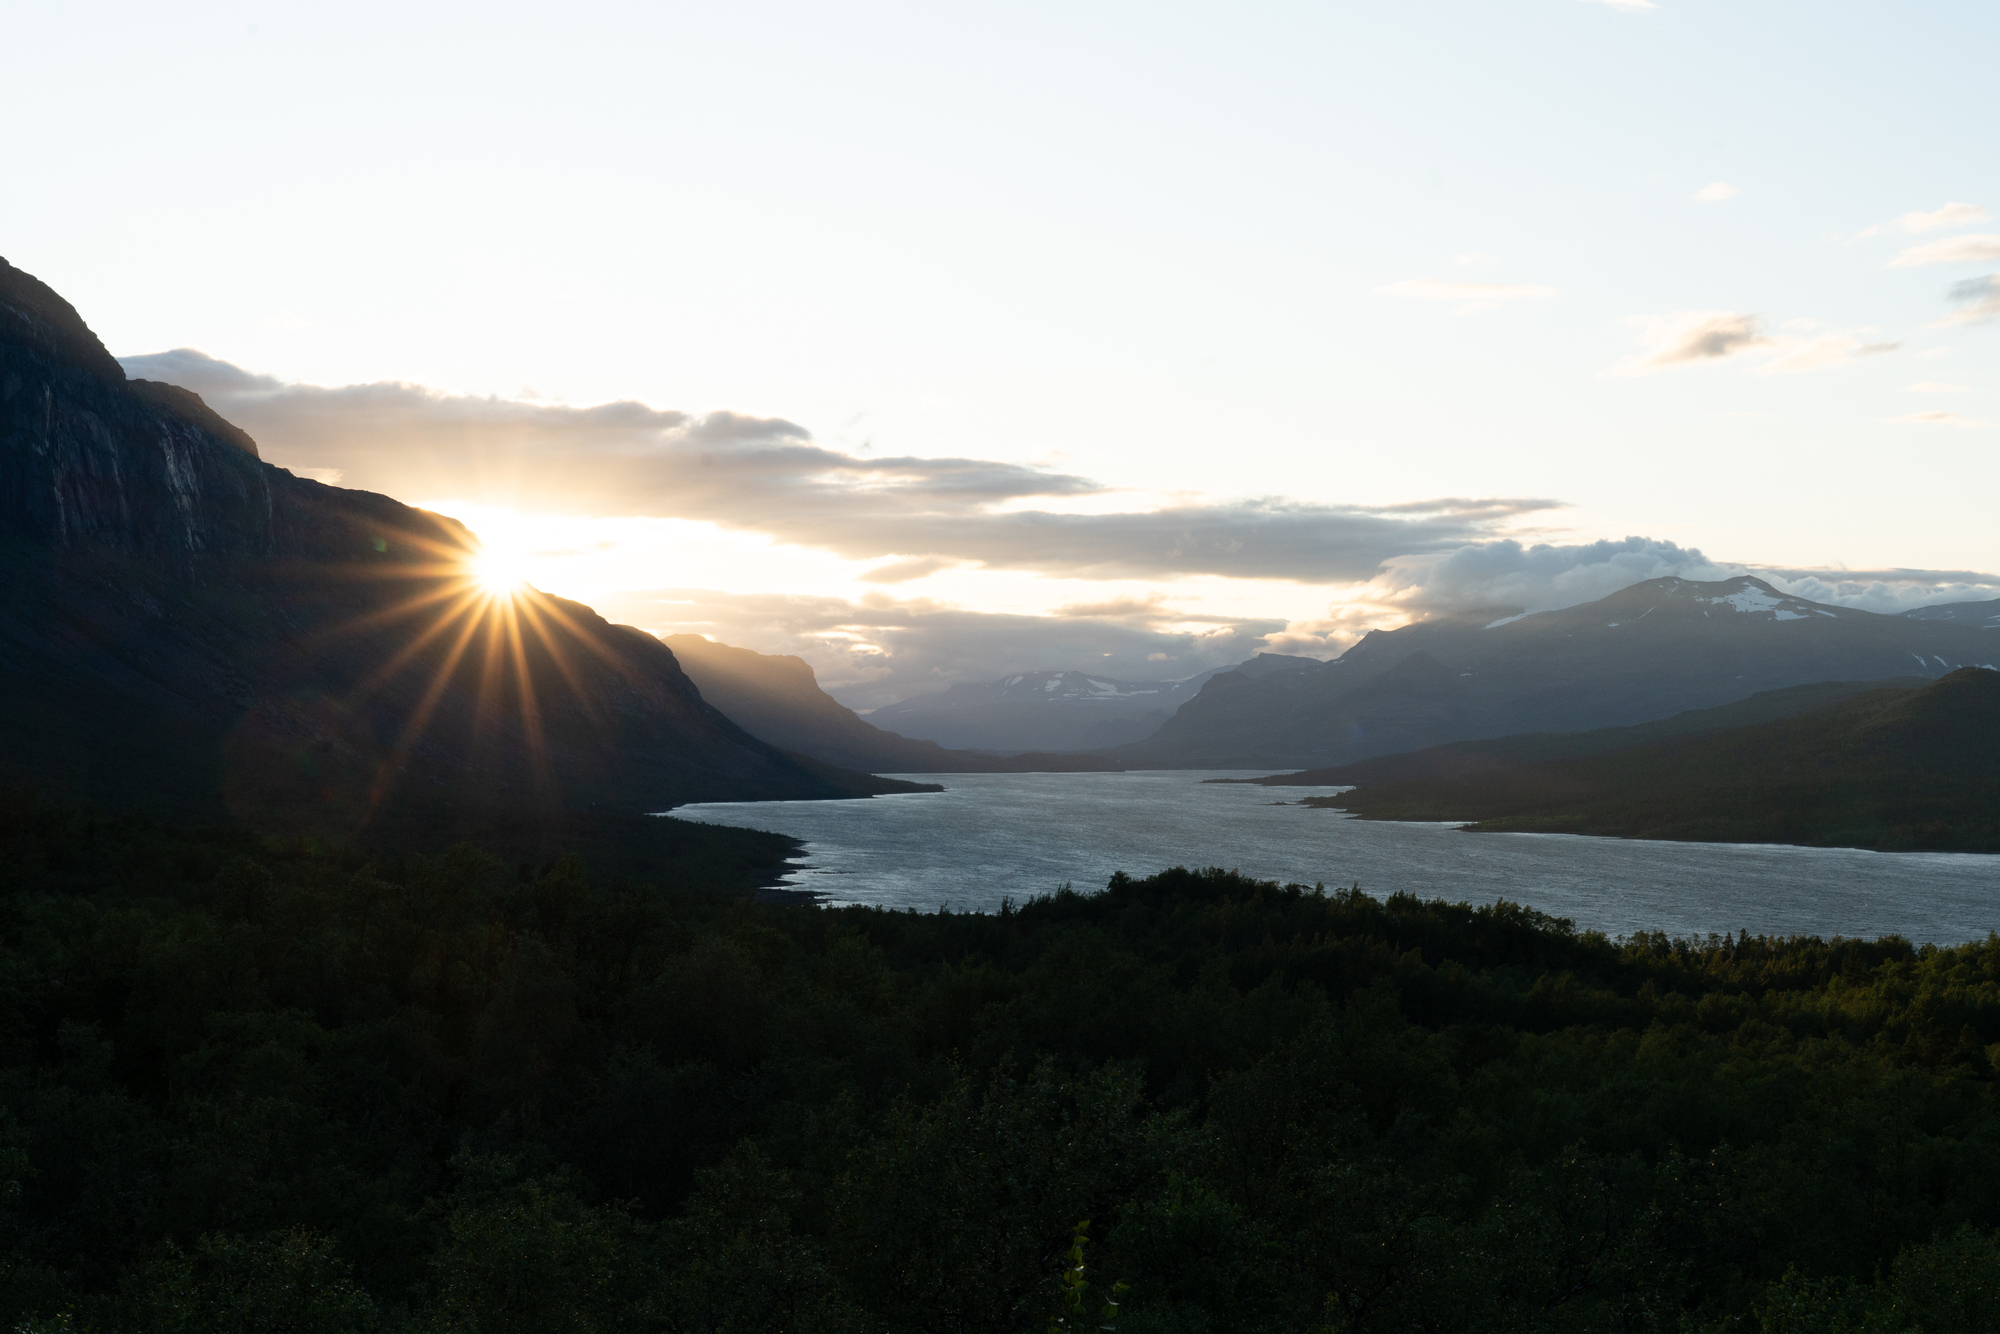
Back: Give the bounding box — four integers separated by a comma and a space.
0, 257, 930, 860
866, 666, 1226, 752
661, 635, 1121, 772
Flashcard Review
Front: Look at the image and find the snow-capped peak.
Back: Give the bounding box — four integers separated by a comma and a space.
1683, 577, 1833, 622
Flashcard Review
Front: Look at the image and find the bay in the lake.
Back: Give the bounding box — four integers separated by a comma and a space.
677, 770, 2000, 943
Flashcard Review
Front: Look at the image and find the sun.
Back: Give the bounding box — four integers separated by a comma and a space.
473, 547, 532, 596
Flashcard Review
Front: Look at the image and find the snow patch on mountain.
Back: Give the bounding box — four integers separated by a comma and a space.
1708, 586, 1786, 613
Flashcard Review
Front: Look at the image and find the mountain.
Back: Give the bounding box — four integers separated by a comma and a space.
1219, 676, 1932, 788
1113, 575, 2000, 769
660, 635, 1121, 772
0, 257, 930, 859
865, 666, 1229, 752
1291, 668, 2000, 852
1903, 597, 2000, 629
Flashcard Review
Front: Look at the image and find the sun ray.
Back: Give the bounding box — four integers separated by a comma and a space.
469, 589, 514, 772
521, 594, 655, 692
351, 588, 487, 696
292, 517, 678, 826
502, 594, 555, 805
512, 594, 608, 726
300, 577, 479, 653
364, 601, 492, 818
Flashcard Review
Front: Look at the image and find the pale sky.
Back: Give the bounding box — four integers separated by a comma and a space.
8, 1, 1998, 707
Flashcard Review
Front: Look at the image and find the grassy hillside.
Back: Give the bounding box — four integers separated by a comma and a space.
1308, 668, 2000, 851
9, 791, 2000, 1331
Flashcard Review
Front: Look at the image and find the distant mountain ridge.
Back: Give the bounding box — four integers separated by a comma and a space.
1113, 575, 1999, 769
0, 257, 925, 855
866, 667, 1226, 752
661, 635, 1121, 772
1902, 598, 2000, 629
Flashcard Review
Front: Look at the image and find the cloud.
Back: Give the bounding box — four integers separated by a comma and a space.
1905, 381, 1972, 393
1753, 335, 1901, 375
1622, 313, 1901, 378
1347, 537, 2000, 624
1889, 234, 2000, 267
1363, 537, 1735, 617
1378, 280, 1555, 314
119, 349, 1559, 585
1752, 567, 2000, 615
1694, 182, 1738, 203
114, 352, 2000, 708
614, 552, 2000, 711
1050, 593, 1174, 621
1856, 202, 1990, 239
594, 587, 1284, 711
1451, 252, 1498, 267
1937, 275, 2000, 326
859, 557, 957, 584
1883, 411, 1993, 428
1613, 311, 1772, 374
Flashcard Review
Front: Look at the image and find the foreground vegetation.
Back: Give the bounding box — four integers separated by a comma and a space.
5, 791, 2000, 1331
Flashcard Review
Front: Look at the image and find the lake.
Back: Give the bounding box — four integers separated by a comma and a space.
676, 770, 2000, 944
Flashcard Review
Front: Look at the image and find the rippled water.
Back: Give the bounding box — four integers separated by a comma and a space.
677, 770, 2000, 943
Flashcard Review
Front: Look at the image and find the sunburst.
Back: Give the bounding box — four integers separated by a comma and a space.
292, 516, 652, 825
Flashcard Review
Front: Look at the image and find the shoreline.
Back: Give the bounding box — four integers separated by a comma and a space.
749, 834, 831, 906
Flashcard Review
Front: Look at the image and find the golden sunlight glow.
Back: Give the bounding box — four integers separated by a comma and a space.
316, 516, 655, 824
473, 548, 533, 596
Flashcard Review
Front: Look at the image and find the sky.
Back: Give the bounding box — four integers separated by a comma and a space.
6, 0, 1997, 709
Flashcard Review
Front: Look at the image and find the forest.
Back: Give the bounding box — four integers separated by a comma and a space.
3, 786, 2000, 1332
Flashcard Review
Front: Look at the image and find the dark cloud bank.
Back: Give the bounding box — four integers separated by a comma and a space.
120, 349, 1557, 584
123, 351, 2000, 710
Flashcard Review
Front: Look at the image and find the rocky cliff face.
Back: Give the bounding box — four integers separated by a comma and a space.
0, 257, 924, 843
1, 261, 273, 559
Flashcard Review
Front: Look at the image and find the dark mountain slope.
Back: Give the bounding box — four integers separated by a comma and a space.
0, 257, 925, 857
1220, 676, 1933, 789
661, 635, 1119, 772
1116, 576, 2000, 768
1904, 597, 2000, 629
1308, 668, 2000, 851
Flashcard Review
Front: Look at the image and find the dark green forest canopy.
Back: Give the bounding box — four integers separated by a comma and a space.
5, 790, 2000, 1332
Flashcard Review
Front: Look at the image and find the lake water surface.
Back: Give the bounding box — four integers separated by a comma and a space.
677, 770, 2000, 944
